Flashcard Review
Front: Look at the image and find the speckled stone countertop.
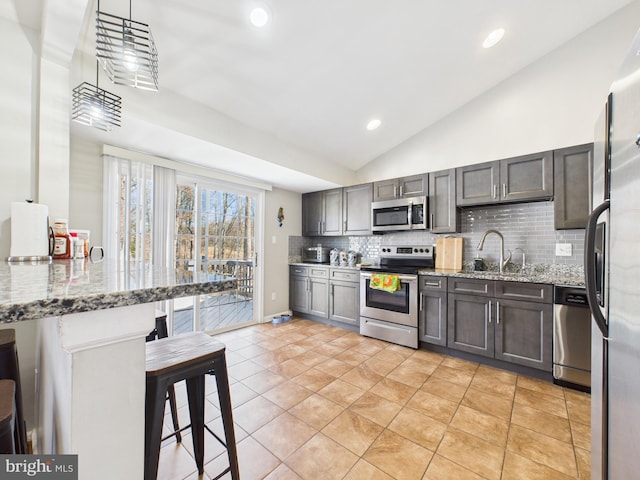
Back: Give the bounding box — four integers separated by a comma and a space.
0, 260, 237, 323
289, 261, 584, 286
289, 262, 360, 271
418, 264, 585, 287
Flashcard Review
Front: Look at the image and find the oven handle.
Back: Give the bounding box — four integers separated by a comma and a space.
360, 272, 417, 283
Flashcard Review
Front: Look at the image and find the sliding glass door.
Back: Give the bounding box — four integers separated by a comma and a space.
174, 176, 258, 334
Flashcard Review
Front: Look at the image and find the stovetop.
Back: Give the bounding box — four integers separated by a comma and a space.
361, 244, 435, 274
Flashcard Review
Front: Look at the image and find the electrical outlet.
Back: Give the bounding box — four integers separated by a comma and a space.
271, 292, 277, 301
272, 235, 277, 244
555, 243, 572, 256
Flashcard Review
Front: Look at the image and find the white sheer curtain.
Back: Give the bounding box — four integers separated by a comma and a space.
102, 155, 156, 266
152, 165, 176, 269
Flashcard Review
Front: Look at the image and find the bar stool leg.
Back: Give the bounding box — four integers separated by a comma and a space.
212, 355, 240, 480
144, 377, 168, 480
166, 388, 182, 443
185, 375, 206, 475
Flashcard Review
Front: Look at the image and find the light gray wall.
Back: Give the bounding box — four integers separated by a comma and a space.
0, 14, 39, 259
357, 3, 640, 183
69, 137, 103, 245
263, 187, 302, 319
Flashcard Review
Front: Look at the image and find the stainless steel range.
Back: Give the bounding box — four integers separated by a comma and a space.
360, 245, 434, 349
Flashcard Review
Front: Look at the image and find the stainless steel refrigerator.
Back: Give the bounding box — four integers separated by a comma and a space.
587, 29, 640, 480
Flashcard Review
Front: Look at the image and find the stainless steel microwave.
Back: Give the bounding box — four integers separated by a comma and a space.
371, 196, 428, 233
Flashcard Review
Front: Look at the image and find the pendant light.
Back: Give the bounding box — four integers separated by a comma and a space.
96, 0, 158, 91
71, 62, 122, 131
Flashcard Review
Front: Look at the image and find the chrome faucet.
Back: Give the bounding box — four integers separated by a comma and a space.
477, 229, 512, 273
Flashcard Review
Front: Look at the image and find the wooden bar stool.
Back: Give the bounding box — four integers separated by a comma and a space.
0, 380, 16, 454
145, 332, 239, 480
145, 312, 182, 443
0, 329, 27, 454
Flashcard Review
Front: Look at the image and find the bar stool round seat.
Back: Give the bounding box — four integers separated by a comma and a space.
145, 332, 239, 480
0, 379, 16, 454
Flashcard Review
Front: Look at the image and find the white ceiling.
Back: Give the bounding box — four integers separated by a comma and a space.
9, 0, 637, 192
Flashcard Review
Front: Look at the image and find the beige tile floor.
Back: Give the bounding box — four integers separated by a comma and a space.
156, 318, 591, 480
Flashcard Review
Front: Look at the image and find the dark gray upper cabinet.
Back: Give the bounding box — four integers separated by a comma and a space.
302, 191, 323, 236
553, 143, 593, 229
303, 184, 372, 237
322, 188, 343, 236
302, 188, 343, 236
373, 174, 428, 201
501, 151, 554, 202
456, 151, 553, 206
456, 161, 499, 206
428, 168, 458, 233
343, 183, 373, 235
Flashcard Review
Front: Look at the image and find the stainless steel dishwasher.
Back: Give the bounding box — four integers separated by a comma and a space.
553, 285, 591, 391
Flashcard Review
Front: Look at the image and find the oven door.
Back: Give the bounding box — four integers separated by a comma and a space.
360, 272, 418, 327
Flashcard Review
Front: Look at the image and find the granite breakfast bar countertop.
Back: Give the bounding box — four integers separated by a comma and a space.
0, 259, 237, 323
4, 259, 238, 478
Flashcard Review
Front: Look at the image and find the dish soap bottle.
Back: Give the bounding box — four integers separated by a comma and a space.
52, 219, 72, 259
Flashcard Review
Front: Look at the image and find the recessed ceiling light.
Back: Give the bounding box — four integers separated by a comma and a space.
482, 28, 505, 49
366, 119, 381, 131
250, 7, 270, 27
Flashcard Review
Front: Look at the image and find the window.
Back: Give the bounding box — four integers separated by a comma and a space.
104, 154, 262, 334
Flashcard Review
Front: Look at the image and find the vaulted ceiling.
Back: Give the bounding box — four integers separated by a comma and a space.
8, 0, 636, 191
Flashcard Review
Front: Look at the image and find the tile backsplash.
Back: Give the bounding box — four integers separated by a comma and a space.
289, 201, 584, 268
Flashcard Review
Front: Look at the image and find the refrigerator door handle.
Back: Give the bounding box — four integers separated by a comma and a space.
585, 200, 610, 338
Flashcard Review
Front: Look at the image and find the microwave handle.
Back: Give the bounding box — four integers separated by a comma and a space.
407, 200, 413, 228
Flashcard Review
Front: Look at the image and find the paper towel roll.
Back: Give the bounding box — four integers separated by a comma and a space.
10, 202, 50, 258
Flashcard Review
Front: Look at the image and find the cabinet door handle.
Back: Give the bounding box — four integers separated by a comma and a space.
496, 301, 500, 324
430, 213, 435, 229
419, 293, 424, 311
425, 281, 440, 287
502, 183, 506, 198
399, 185, 404, 197
393, 185, 398, 197
317, 221, 321, 234
343, 220, 347, 232
488, 300, 492, 323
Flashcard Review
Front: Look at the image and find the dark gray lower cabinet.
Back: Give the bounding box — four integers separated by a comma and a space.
495, 299, 552, 370
447, 278, 553, 371
419, 275, 447, 346
447, 293, 493, 357
290, 265, 329, 318
290, 273, 310, 312
329, 281, 359, 325
329, 268, 359, 326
